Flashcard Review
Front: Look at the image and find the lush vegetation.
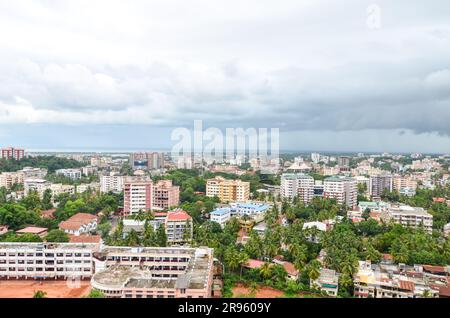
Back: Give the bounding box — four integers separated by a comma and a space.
0, 156, 84, 173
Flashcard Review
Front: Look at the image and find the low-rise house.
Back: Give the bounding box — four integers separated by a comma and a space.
272, 258, 299, 280
252, 222, 267, 237
0, 225, 8, 236
40, 209, 56, 219
303, 221, 327, 243
210, 208, 231, 228
444, 223, 450, 238
311, 268, 340, 297
59, 213, 98, 236
16, 226, 48, 238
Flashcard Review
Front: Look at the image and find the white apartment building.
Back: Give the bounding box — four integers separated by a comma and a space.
100, 174, 124, 193
76, 182, 100, 193
209, 208, 231, 228
20, 167, 47, 179
324, 176, 358, 209
24, 178, 51, 196
280, 173, 315, 204
55, 169, 82, 180
50, 183, 75, 197
0, 243, 97, 279
82, 165, 98, 176
381, 205, 433, 233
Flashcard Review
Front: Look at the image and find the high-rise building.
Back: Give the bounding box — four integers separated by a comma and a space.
131, 152, 165, 170
338, 156, 351, 171
311, 153, 321, 164
369, 175, 393, 197
393, 176, 418, 192
280, 173, 314, 204
206, 176, 250, 202
123, 176, 153, 216
1, 147, 25, 160
152, 180, 180, 210
324, 176, 357, 209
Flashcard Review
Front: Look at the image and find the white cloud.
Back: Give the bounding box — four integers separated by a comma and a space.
0, 0, 450, 151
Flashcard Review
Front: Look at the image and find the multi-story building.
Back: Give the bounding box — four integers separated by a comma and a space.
229, 202, 270, 218
165, 209, 193, 245
55, 169, 82, 180
381, 205, 433, 233
76, 182, 100, 194
393, 176, 418, 192
323, 176, 358, 209
0, 172, 24, 189
206, 176, 250, 202
123, 176, 153, 216
0, 242, 97, 279
91, 246, 214, 298
50, 183, 76, 197
369, 175, 393, 197
24, 178, 51, 196
280, 173, 314, 204
20, 167, 47, 179
1, 147, 25, 160
353, 261, 447, 298
100, 174, 124, 193
131, 152, 165, 170
311, 268, 340, 297
210, 208, 231, 228
82, 165, 98, 176
152, 180, 180, 210
338, 156, 351, 171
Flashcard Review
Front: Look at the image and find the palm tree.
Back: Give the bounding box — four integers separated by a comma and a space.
259, 262, 272, 280
33, 290, 47, 298
306, 260, 321, 282
238, 252, 249, 280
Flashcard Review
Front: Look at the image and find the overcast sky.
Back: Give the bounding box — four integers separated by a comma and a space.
0, 0, 450, 153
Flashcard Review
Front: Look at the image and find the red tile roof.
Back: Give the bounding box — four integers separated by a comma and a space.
59, 213, 97, 231
244, 259, 267, 269
166, 209, 191, 222
41, 209, 56, 219
16, 227, 48, 234
282, 261, 299, 276
423, 265, 447, 274
399, 280, 415, 291
439, 286, 450, 297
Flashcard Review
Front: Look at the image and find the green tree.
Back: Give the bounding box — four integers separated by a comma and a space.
33, 290, 47, 298
45, 229, 69, 243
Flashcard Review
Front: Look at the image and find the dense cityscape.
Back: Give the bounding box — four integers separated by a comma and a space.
0, 146, 449, 298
